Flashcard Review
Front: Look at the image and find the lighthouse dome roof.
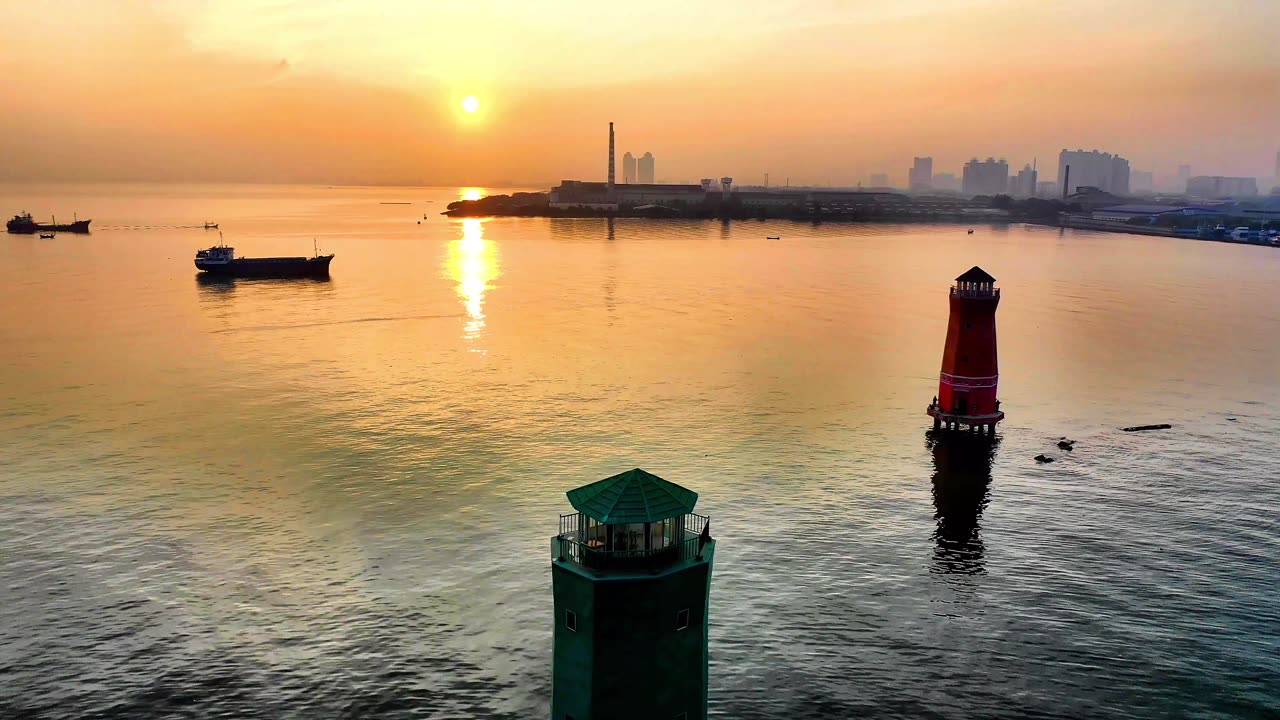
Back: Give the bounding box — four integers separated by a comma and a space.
566, 468, 698, 524
955, 266, 996, 283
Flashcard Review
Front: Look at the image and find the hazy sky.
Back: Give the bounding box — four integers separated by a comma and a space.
3, 0, 1278, 187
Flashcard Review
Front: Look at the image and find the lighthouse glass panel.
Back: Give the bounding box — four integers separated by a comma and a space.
610, 523, 647, 551
581, 516, 606, 547
649, 519, 669, 550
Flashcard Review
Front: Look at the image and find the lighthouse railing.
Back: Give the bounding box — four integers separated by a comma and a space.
552, 513, 710, 571
950, 285, 999, 298
552, 535, 701, 569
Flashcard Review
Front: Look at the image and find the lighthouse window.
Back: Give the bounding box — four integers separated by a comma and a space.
675, 608, 690, 631
565, 610, 577, 632
965, 322, 972, 329
963, 355, 969, 363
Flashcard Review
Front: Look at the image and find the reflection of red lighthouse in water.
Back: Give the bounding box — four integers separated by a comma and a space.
927, 266, 1004, 434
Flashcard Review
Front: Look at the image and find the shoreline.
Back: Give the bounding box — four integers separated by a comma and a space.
442, 192, 1277, 249
1039, 217, 1278, 248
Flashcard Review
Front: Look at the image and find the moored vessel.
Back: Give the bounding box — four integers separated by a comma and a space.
194, 238, 333, 278
7, 212, 92, 234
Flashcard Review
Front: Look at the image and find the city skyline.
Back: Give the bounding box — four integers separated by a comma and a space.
2, 1, 1279, 186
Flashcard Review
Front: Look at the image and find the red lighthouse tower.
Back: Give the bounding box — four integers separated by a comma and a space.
927, 266, 1004, 434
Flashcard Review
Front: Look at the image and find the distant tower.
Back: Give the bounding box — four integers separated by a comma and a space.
624, 152, 637, 184
608, 122, 616, 191
927, 267, 1004, 434
551, 468, 716, 720
720, 177, 733, 203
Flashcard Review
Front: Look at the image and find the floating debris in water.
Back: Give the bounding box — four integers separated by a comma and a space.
1122, 424, 1172, 432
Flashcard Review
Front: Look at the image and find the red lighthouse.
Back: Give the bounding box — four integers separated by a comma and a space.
927, 266, 1004, 434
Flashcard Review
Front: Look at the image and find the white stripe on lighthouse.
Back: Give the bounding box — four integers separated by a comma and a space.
939, 372, 998, 388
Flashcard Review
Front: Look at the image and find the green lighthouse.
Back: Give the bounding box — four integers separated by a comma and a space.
550, 468, 716, 720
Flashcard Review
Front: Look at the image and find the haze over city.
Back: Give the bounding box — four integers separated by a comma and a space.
3, 0, 1279, 187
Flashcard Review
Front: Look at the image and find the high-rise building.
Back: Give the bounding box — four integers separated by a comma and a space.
1036, 181, 1058, 198
623, 152, 637, 184
1131, 170, 1154, 193
1110, 156, 1131, 195
908, 157, 933, 190
1176, 164, 1191, 190
1274, 150, 1279, 185
1186, 176, 1258, 198
961, 157, 1009, 196
869, 173, 890, 188
1010, 163, 1038, 197
637, 152, 655, 183
1057, 149, 1130, 195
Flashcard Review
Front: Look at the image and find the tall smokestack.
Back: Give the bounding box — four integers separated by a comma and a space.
1062, 164, 1070, 199
608, 122, 615, 190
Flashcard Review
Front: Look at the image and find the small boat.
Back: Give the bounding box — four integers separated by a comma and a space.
204, 222, 219, 229
766, 236, 780, 240
39, 232, 54, 239
195, 236, 333, 278
967, 229, 974, 234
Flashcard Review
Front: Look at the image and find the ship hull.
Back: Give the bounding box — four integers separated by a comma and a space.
6, 219, 92, 234
195, 255, 333, 278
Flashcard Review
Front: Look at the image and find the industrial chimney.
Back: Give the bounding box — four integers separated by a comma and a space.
608, 122, 616, 192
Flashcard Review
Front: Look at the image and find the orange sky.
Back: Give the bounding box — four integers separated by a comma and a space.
2, 0, 1278, 187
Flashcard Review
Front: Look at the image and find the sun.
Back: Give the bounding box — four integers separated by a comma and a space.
461, 95, 480, 113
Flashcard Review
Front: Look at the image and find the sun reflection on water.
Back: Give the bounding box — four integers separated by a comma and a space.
446, 218, 500, 341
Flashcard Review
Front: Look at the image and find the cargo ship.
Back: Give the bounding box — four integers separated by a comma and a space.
194, 239, 333, 278
7, 212, 92, 234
